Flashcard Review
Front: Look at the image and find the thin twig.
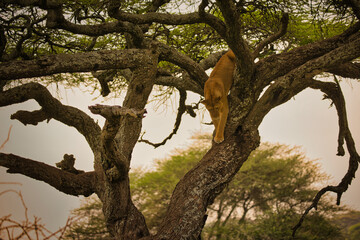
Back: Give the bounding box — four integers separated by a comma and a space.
0, 125, 12, 150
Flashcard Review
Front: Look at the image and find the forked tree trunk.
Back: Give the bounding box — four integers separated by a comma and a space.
91, 49, 159, 239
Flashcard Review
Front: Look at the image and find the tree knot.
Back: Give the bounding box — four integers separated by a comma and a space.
56, 154, 85, 174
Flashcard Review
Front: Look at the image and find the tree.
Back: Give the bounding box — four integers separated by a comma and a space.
333, 210, 360, 239
64, 195, 111, 240
203, 143, 342, 240
0, 0, 360, 239
64, 139, 345, 239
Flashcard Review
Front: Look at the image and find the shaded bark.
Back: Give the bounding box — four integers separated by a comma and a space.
0, 153, 96, 197
93, 49, 159, 239
0, 49, 153, 81
0, 82, 101, 152
328, 62, 360, 79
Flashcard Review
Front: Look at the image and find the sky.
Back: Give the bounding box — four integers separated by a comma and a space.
0, 79, 359, 234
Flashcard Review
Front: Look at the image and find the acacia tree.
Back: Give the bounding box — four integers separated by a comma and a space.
63, 140, 344, 239
0, 0, 360, 239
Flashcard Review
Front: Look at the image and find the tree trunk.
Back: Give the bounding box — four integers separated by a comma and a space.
92, 49, 159, 239
155, 129, 260, 239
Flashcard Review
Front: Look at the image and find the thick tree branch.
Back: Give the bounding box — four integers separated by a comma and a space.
115, 57, 158, 163
247, 32, 360, 129
154, 51, 226, 94
327, 62, 360, 79
157, 41, 208, 88
0, 82, 101, 152
92, 111, 128, 181
88, 105, 145, 181
105, 0, 227, 38
156, 130, 260, 239
253, 12, 289, 59
254, 22, 360, 95
293, 78, 360, 236
92, 50, 158, 239
215, 0, 239, 28
108, 9, 206, 25
10, 109, 49, 126
0, 49, 153, 81
349, 0, 360, 19
90, 105, 145, 180
89, 104, 147, 120
0, 153, 96, 197
215, 0, 254, 76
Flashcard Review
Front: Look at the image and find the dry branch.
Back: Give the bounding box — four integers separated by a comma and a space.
0, 82, 101, 152
292, 78, 360, 236
0, 188, 77, 239
0, 125, 12, 150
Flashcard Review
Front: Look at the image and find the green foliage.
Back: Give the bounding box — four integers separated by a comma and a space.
203, 142, 344, 239
130, 137, 210, 233
234, 211, 343, 240
64, 195, 110, 240
287, 15, 352, 47
64, 136, 354, 239
332, 211, 360, 239
349, 222, 360, 240
2, 0, 356, 97
154, 23, 226, 61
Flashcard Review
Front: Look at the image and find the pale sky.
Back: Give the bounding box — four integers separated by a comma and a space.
0, 79, 359, 233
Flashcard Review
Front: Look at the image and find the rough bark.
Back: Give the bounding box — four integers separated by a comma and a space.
93, 49, 159, 239
0, 82, 101, 152
0, 153, 96, 197
1, 1, 360, 240
156, 130, 260, 239
0, 49, 153, 81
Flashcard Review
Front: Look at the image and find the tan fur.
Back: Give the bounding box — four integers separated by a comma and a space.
202, 50, 236, 143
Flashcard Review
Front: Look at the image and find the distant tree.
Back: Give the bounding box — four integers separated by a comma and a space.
333, 210, 360, 239
349, 222, 360, 240
130, 136, 210, 233
207, 210, 344, 240
202, 142, 344, 240
64, 195, 111, 240
64, 137, 345, 239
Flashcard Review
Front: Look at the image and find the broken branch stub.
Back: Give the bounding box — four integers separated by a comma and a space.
88, 104, 147, 119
